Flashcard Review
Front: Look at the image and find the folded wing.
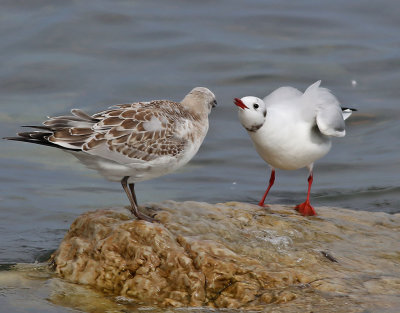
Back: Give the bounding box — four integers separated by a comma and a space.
9, 101, 192, 164
304, 81, 346, 137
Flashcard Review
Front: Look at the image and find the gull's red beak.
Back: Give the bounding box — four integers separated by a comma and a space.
234, 98, 248, 110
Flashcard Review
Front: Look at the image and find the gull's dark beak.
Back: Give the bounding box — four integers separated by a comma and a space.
234, 98, 248, 110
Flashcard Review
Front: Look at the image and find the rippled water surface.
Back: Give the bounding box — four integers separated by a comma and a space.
0, 0, 399, 311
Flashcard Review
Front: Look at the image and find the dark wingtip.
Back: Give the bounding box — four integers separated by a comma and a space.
21, 125, 52, 131
4, 134, 81, 151
342, 107, 357, 112
3, 136, 32, 142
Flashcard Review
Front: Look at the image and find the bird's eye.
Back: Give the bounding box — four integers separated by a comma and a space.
253, 103, 259, 109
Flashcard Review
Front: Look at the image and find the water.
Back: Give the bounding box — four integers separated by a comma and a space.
0, 0, 399, 311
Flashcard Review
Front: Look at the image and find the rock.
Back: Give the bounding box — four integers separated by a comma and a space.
50, 201, 400, 311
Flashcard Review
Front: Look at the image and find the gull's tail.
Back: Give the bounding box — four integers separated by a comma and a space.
3, 109, 99, 151
341, 107, 357, 120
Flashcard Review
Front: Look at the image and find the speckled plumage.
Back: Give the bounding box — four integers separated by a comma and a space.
46, 100, 201, 163
6, 87, 217, 221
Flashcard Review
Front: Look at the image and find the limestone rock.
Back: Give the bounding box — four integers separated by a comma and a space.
51, 201, 400, 310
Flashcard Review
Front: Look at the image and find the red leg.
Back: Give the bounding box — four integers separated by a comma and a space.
295, 173, 317, 216
258, 169, 275, 207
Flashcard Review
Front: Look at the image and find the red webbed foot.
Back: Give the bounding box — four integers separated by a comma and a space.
295, 201, 317, 216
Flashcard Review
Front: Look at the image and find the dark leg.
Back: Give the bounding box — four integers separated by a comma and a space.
128, 183, 138, 206
121, 176, 157, 222
295, 173, 317, 216
258, 169, 275, 207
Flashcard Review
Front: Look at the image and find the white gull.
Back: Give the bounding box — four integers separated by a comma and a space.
234, 81, 355, 216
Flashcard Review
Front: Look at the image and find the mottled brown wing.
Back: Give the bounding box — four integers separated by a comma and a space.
82, 101, 191, 162
44, 109, 101, 150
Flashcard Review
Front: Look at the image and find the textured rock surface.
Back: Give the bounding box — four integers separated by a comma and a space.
51, 201, 400, 311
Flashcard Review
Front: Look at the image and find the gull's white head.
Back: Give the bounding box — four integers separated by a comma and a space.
234, 96, 267, 132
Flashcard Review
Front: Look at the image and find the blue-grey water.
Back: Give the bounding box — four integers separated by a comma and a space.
0, 0, 399, 311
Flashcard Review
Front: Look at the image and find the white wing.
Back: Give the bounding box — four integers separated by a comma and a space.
304, 81, 346, 137
263, 86, 302, 106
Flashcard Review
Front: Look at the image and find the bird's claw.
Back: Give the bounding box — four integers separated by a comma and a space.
130, 208, 159, 223
136, 212, 159, 223
295, 201, 317, 216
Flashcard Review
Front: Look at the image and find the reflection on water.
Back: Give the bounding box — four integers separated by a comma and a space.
0, 0, 399, 311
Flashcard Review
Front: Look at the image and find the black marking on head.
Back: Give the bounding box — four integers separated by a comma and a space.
263, 110, 267, 117
245, 123, 263, 132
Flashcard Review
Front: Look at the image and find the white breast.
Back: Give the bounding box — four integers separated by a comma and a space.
249, 106, 332, 170
70, 118, 209, 183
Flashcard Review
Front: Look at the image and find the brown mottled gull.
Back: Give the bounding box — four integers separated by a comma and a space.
5, 87, 217, 222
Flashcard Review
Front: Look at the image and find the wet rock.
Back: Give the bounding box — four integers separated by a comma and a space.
50, 201, 400, 311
